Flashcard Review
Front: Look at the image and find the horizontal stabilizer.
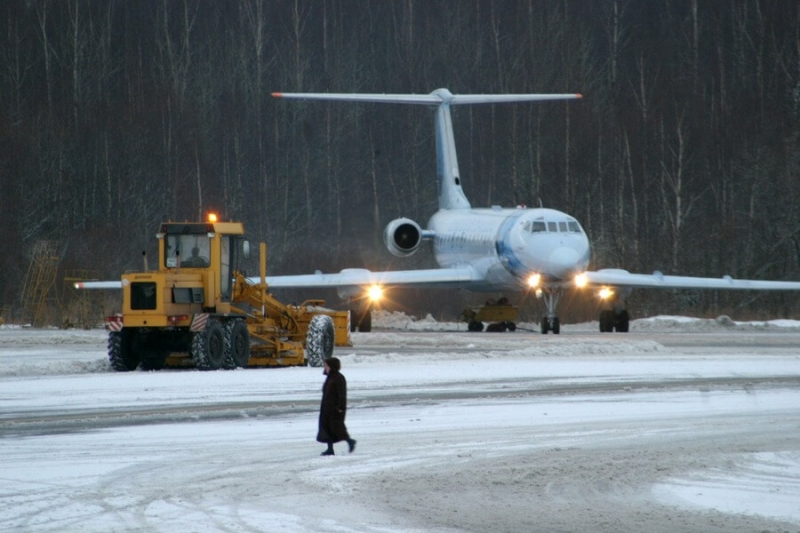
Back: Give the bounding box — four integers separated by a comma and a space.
273, 88, 582, 211
272, 89, 582, 107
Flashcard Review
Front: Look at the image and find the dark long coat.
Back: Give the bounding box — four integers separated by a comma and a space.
317, 364, 350, 444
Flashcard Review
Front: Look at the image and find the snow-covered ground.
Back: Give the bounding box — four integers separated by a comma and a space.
1, 313, 799, 532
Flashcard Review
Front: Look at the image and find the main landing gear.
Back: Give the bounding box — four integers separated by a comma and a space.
349, 300, 372, 332
597, 290, 630, 332
599, 308, 629, 332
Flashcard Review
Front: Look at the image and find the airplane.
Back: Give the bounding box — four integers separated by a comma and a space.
263, 89, 800, 333
78, 89, 800, 334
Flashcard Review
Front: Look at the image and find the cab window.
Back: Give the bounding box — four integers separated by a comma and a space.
166, 235, 211, 268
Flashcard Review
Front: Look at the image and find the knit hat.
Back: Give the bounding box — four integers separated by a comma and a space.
324, 357, 341, 372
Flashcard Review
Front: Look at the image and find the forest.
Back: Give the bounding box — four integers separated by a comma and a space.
0, 0, 798, 325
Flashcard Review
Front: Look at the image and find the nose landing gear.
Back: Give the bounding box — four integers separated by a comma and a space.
537, 288, 562, 334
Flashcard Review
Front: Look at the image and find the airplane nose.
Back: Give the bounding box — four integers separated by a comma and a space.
547, 246, 581, 279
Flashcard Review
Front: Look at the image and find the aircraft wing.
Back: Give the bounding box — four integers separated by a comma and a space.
75, 267, 800, 294
581, 269, 800, 291
73, 267, 480, 292
261, 266, 479, 290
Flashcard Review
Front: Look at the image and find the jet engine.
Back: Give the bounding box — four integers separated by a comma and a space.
384, 217, 424, 257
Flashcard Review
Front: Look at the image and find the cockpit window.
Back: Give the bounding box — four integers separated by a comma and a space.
529, 218, 582, 233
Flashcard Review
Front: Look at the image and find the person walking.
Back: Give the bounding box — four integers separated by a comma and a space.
317, 357, 356, 456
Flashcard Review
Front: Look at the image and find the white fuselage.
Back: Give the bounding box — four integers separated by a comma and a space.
428, 207, 591, 291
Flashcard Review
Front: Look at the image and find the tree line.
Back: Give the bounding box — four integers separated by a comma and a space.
0, 0, 798, 324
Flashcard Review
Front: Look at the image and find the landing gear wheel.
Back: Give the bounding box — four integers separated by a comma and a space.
108, 330, 140, 371
306, 315, 335, 367
468, 320, 484, 332
615, 310, 630, 332
224, 320, 250, 369
505, 321, 517, 332
192, 319, 225, 370
350, 307, 372, 332
600, 310, 628, 332
599, 310, 614, 332
541, 317, 561, 334
358, 309, 372, 332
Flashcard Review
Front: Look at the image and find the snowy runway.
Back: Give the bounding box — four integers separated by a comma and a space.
1, 315, 799, 532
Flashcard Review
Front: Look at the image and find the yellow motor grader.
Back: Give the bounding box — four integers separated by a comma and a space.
104, 215, 349, 371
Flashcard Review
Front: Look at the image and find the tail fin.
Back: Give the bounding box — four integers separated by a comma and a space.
272, 89, 582, 210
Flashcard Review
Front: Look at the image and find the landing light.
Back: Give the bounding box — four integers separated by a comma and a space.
599, 287, 614, 300
367, 285, 383, 301
527, 273, 541, 288
574, 273, 588, 288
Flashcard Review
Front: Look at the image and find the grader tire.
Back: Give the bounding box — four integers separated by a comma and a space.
192, 319, 225, 370
306, 315, 335, 367
108, 330, 140, 371
468, 320, 484, 332
223, 320, 251, 369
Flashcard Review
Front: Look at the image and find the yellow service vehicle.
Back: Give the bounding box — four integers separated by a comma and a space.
459, 298, 519, 332
105, 215, 349, 371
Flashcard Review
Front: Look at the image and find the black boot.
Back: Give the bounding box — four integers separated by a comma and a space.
347, 439, 357, 453
321, 443, 334, 456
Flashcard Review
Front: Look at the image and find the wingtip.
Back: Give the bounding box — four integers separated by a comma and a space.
576, 93, 583, 99
271, 92, 283, 98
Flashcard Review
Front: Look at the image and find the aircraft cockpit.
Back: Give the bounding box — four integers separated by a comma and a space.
522, 217, 584, 234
